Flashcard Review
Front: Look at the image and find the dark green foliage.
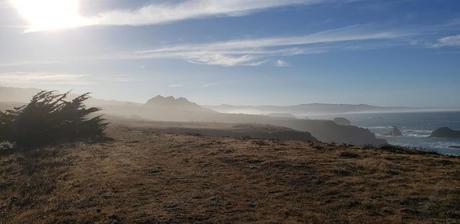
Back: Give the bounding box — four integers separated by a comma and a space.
0, 91, 107, 149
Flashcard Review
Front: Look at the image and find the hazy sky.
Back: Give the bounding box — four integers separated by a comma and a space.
0, 0, 459, 107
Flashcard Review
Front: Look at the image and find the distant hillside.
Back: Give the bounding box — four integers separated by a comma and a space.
111, 119, 317, 143
108, 111, 386, 146
206, 103, 411, 116
145, 95, 212, 112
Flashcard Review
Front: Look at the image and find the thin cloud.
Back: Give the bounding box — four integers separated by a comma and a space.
0, 72, 89, 85
168, 83, 184, 88
0, 72, 136, 86
9, 0, 334, 31
434, 34, 460, 47
202, 82, 220, 88
0, 60, 61, 67
122, 25, 409, 66
88, 0, 326, 27
275, 59, 289, 67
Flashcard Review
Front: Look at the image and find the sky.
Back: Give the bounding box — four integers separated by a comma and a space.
0, 0, 459, 107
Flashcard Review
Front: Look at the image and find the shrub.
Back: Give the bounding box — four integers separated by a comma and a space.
0, 91, 107, 149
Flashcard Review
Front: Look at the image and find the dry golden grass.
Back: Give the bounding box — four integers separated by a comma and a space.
1, 125, 459, 223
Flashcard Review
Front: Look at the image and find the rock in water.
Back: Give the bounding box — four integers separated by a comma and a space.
386, 126, 403, 136
430, 127, 460, 138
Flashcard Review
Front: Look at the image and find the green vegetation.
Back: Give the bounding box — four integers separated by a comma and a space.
0, 91, 107, 149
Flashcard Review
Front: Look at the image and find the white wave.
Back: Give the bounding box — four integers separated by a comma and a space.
402, 129, 432, 138
367, 126, 393, 129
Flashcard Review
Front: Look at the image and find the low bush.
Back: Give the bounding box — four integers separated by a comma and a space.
0, 91, 107, 149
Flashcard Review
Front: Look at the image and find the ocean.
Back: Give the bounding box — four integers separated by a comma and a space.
312, 111, 460, 156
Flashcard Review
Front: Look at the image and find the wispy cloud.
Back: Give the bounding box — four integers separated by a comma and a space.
0, 60, 61, 67
168, 83, 184, 88
9, 0, 335, 31
122, 25, 409, 66
434, 34, 460, 47
0, 72, 89, 85
0, 72, 136, 86
88, 0, 327, 27
202, 82, 220, 88
275, 59, 289, 67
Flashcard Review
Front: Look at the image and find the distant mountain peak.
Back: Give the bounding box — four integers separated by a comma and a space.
145, 95, 206, 111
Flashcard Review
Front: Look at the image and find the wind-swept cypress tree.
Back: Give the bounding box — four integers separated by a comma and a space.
0, 91, 107, 149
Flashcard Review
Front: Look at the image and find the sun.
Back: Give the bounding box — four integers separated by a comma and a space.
10, 0, 89, 32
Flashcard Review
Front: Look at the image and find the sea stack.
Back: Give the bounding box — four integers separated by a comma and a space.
386, 126, 403, 137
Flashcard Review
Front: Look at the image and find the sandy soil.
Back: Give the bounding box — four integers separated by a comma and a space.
1, 125, 459, 223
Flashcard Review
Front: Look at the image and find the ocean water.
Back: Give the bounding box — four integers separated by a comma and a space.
313, 111, 460, 156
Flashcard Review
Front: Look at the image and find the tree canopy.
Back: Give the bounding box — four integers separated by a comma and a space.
0, 91, 107, 149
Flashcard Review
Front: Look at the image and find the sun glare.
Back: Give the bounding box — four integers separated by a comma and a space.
10, 0, 88, 32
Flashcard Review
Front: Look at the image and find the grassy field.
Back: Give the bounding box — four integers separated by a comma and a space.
1, 125, 459, 223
